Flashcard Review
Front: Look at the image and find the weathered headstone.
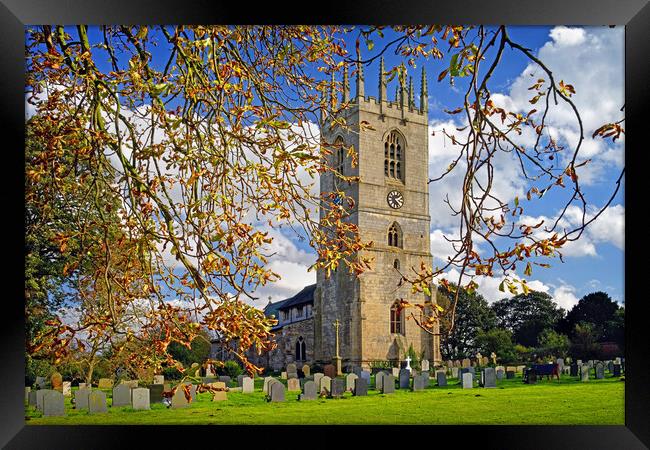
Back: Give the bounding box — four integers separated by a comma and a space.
132, 388, 150, 410
462, 372, 473, 389
381, 375, 395, 394
580, 365, 590, 382
324, 364, 337, 379
148, 384, 164, 403
263, 377, 276, 394
171, 388, 189, 408
153, 375, 164, 385
330, 378, 345, 398
483, 368, 497, 388
595, 363, 605, 379
270, 382, 285, 402
36, 389, 55, 411
391, 367, 400, 377
450, 367, 459, 379
74, 389, 91, 409
89, 390, 108, 413
375, 371, 386, 391
398, 369, 410, 389
353, 377, 368, 396
346, 373, 358, 392
50, 372, 63, 392
28, 390, 37, 407
299, 381, 317, 401
506, 370, 515, 379
62, 381, 71, 397
43, 390, 65, 417
212, 391, 227, 401
319, 376, 332, 395
412, 374, 426, 391
121, 380, 139, 388
360, 370, 371, 386
237, 375, 246, 387
436, 371, 447, 387
496, 369, 504, 380
462, 358, 471, 368
556, 358, 565, 373
112, 384, 132, 407
421, 359, 430, 372
613, 364, 621, 377
287, 378, 301, 392
98, 378, 113, 389
302, 364, 311, 376
280, 371, 287, 380
287, 363, 298, 379
242, 377, 254, 393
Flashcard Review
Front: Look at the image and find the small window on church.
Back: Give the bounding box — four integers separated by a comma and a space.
384, 130, 404, 182
388, 222, 402, 248
334, 136, 345, 182
393, 259, 400, 270
295, 337, 306, 361
390, 301, 405, 335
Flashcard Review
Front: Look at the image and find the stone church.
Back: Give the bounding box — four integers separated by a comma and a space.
236, 60, 442, 371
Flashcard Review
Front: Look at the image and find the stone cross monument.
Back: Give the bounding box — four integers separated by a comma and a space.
333, 319, 342, 376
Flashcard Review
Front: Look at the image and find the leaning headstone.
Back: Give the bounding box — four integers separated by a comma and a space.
330, 378, 345, 398
496, 369, 504, 380
412, 374, 426, 391
319, 376, 332, 395
74, 389, 91, 410
112, 384, 132, 407
353, 377, 368, 396
462, 372, 473, 389
62, 381, 71, 397
299, 381, 317, 401
437, 371, 447, 387
483, 368, 497, 388
43, 390, 65, 417
98, 378, 113, 389
148, 384, 164, 403
270, 382, 285, 402
153, 375, 164, 385
613, 364, 621, 377
398, 369, 410, 389
381, 375, 395, 394
132, 388, 150, 410
346, 373, 358, 392
302, 364, 311, 376
324, 364, 337, 379
89, 390, 108, 413
36, 389, 55, 411
580, 365, 590, 382
171, 387, 189, 409
595, 363, 605, 379
263, 377, 276, 394
242, 377, 254, 393
287, 378, 301, 392
421, 359, 430, 372
50, 372, 63, 392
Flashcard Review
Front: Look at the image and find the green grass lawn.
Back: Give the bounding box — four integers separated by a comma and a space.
26, 374, 624, 425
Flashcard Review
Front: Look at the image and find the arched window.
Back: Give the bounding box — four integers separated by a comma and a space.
334, 137, 345, 174
393, 259, 400, 270
295, 337, 306, 361
388, 222, 402, 248
384, 130, 404, 181
390, 300, 405, 335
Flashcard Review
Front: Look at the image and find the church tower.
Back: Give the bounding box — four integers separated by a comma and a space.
313, 59, 442, 369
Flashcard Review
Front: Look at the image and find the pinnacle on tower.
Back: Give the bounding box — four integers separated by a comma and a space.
356, 58, 365, 99
378, 56, 386, 103
329, 71, 336, 111
420, 65, 428, 113
342, 64, 350, 104
408, 76, 414, 110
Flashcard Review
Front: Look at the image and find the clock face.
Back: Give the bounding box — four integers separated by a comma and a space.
387, 190, 404, 209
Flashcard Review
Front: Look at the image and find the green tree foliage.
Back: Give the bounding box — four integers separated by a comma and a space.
437, 284, 497, 360
561, 291, 621, 342
570, 322, 602, 360
535, 329, 570, 360
474, 328, 517, 364
168, 330, 212, 368
491, 291, 565, 347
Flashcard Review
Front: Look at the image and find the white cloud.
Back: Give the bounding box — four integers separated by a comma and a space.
549, 26, 587, 47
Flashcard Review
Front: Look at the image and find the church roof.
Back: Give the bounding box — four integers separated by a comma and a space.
278, 284, 316, 311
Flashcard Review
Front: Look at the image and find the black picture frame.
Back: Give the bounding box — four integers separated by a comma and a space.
2, 1, 648, 447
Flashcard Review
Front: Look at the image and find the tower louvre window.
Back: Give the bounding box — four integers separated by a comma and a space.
388, 222, 402, 248
384, 130, 404, 182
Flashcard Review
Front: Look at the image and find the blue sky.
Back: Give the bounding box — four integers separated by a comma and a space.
29, 26, 624, 313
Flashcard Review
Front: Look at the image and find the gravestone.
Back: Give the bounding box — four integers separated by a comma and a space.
263, 377, 276, 395
74, 389, 91, 410
375, 372, 386, 391
324, 364, 337, 379
595, 363, 605, 379
35, 376, 46, 389
218, 376, 231, 385
483, 368, 497, 388
237, 375, 245, 387
98, 378, 113, 389
50, 372, 63, 392
346, 373, 358, 392
270, 382, 285, 402
462, 372, 473, 389
462, 358, 471, 368
299, 381, 317, 401
421, 371, 430, 387
360, 370, 371, 386
302, 364, 311, 376
287, 378, 301, 392
421, 359, 430, 372
212, 391, 227, 401
613, 364, 621, 377
391, 367, 400, 377
28, 390, 37, 408
36, 389, 55, 411
330, 378, 345, 398
242, 377, 254, 393
43, 390, 65, 417
450, 367, 459, 379
153, 375, 164, 385
132, 388, 150, 410
281, 372, 288, 380
121, 380, 139, 388
319, 376, 332, 395
89, 390, 108, 414
557, 358, 565, 373
381, 375, 395, 394
588, 360, 594, 368
313, 373, 324, 390
112, 384, 132, 407
496, 369, 504, 381
171, 388, 189, 408
62, 381, 71, 397
148, 384, 164, 403
412, 374, 426, 391
287, 363, 298, 379
437, 371, 447, 387
580, 365, 590, 382
398, 369, 410, 389
506, 370, 515, 379
570, 364, 579, 377
79, 383, 89, 390
353, 377, 368, 396
607, 361, 613, 373
468, 366, 476, 378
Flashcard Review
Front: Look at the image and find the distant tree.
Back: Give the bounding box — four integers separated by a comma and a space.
562, 292, 621, 341
491, 291, 565, 347
437, 284, 497, 360
535, 329, 570, 360
603, 306, 625, 352
570, 322, 601, 360
474, 328, 517, 364
168, 329, 212, 368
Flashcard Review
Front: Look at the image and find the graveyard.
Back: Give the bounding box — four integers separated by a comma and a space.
26, 368, 624, 425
